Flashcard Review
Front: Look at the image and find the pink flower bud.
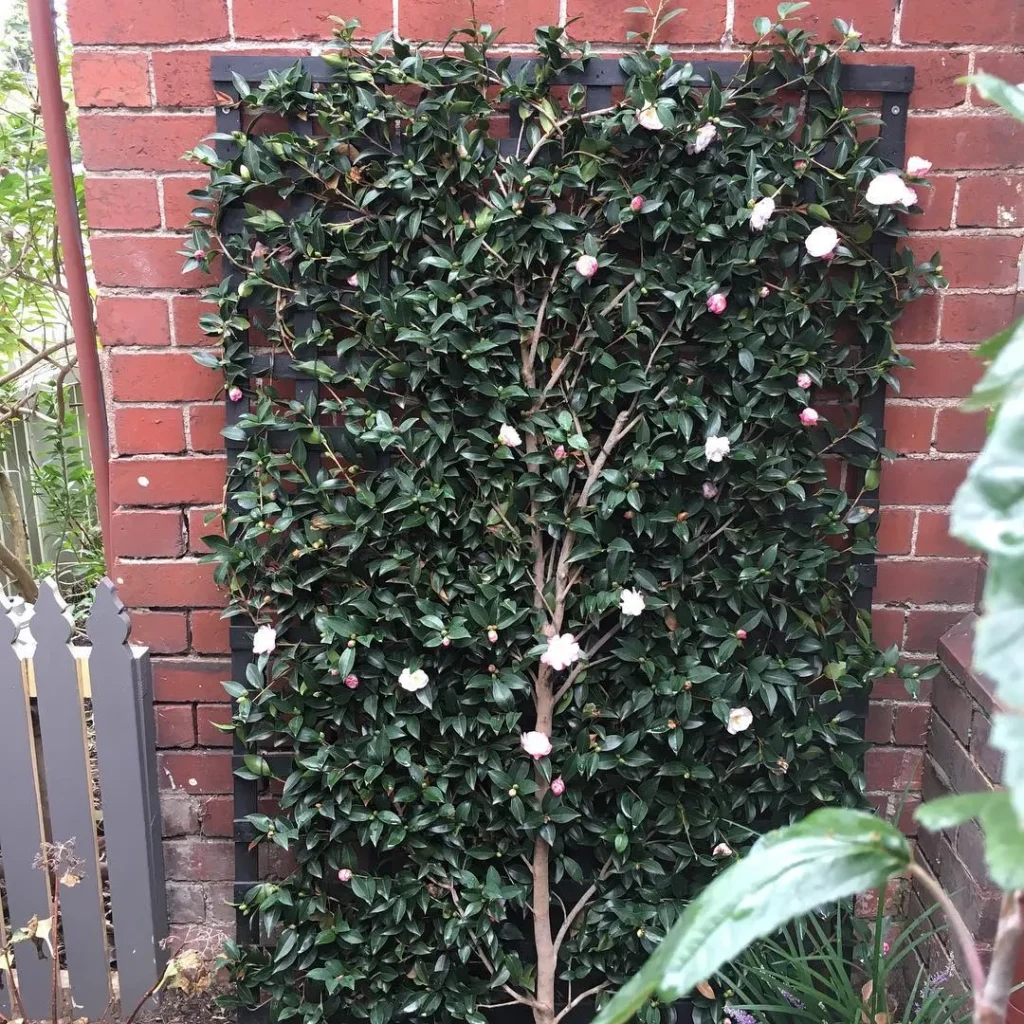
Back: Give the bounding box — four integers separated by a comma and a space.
799, 407, 820, 427
575, 254, 599, 278
487, 629, 498, 644
338, 868, 353, 882
442, 636, 452, 647
344, 673, 359, 689
759, 286, 770, 298
706, 292, 727, 315
882, 941, 890, 955
550, 777, 566, 796
796, 371, 813, 390
795, 159, 808, 172
629, 195, 644, 212
193, 248, 206, 260
702, 481, 718, 499
347, 273, 359, 287
553, 444, 567, 461
736, 629, 747, 640
228, 386, 244, 402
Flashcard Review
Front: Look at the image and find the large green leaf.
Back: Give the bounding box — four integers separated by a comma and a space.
592, 809, 911, 1024
964, 73, 1024, 121
962, 318, 1024, 410
916, 789, 1024, 887
992, 715, 1024, 826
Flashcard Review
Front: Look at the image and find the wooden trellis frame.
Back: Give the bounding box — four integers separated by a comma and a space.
209, 53, 915, 952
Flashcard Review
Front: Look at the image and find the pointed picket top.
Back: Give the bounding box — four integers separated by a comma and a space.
0, 593, 20, 648
32, 577, 73, 647
87, 577, 131, 649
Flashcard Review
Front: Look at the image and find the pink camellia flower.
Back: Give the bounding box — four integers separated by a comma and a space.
796, 371, 813, 390
702, 481, 718, 499
521, 731, 553, 758
706, 292, 727, 315
906, 156, 931, 177
193, 248, 206, 260
550, 777, 566, 796
228, 385, 244, 402
575, 254, 599, 278
344, 673, 359, 690
541, 633, 581, 671
487, 628, 498, 644
347, 273, 359, 287
865, 171, 917, 207
338, 868, 353, 882
883, 942, 891, 955
736, 629, 747, 640
800, 407, 820, 427
553, 444, 567, 461
630, 195, 645, 212
712, 842, 733, 857
795, 159, 808, 173
805, 225, 839, 259
441, 636, 452, 647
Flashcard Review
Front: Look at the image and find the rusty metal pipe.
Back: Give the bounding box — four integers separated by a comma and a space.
26, 0, 111, 571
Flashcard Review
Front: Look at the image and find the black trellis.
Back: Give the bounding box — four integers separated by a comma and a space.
210, 53, 914, 952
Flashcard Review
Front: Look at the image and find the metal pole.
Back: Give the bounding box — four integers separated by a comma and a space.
25, 0, 111, 570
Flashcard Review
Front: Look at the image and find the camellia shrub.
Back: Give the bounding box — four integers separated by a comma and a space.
188, 7, 941, 1024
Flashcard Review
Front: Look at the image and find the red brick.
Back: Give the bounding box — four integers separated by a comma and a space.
200, 795, 233, 837
872, 606, 905, 650
885, 404, 934, 454
188, 405, 226, 452
875, 558, 981, 604
96, 295, 170, 346
110, 456, 225, 505
67, 0, 228, 43
865, 747, 924, 792
911, 175, 956, 230
565, 0, 723, 42
957, 175, 1024, 228
906, 610, 967, 654
894, 292, 939, 343
942, 292, 1019, 343
116, 558, 225, 608
161, 793, 200, 836
188, 506, 223, 554
190, 609, 230, 653
111, 508, 185, 557
171, 294, 218, 346
91, 234, 207, 289
934, 407, 989, 454
196, 703, 233, 746
906, 115, 1024, 170
914, 511, 978, 558
154, 658, 230, 702
879, 457, 969, 505
152, 51, 218, 108
735, 0, 893, 42
84, 176, 160, 231
233, 0, 390, 39
402, 0, 558, 42
156, 704, 196, 748
865, 702, 893, 743
114, 406, 187, 455
130, 610, 189, 654
72, 51, 150, 107
161, 174, 213, 231
901, 0, 1024, 45
929, 234, 1023, 289
159, 752, 232, 794
79, 113, 215, 172
163, 836, 234, 878
894, 349, 984, 399
111, 351, 220, 402
166, 881, 205, 923
877, 508, 914, 555
847, 50, 969, 110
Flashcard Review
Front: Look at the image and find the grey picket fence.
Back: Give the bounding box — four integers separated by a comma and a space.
0, 578, 168, 1020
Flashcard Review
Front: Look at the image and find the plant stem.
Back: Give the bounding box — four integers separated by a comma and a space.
976, 891, 1024, 1024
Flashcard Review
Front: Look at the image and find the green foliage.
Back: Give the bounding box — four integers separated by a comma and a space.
195, 11, 938, 1024
592, 809, 910, 1023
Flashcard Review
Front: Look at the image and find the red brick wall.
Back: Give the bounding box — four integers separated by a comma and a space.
67, 0, 1023, 930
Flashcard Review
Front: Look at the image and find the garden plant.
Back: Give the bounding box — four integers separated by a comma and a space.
189, 5, 943, 1023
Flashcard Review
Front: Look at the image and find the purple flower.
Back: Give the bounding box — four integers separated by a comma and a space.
727, 1009, 758, 1024
780, 990, 804, 1009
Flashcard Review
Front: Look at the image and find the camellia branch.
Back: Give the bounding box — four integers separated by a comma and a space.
976, 890, 1024, 1024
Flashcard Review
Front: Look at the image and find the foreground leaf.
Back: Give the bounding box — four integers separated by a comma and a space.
592, 809, 910, 1024
964, 73, 1024, 121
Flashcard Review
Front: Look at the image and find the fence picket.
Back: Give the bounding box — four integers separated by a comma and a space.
0, 598, 54, 1018
88, 580, 168, 1012
32, 580, 110, 1019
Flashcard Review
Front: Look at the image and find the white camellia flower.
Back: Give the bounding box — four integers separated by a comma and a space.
636, 104, 664, 131
398, 667, 429, 691
704, 435, 731, 463
805, 225, 840, 258
749, 195, 775, 231
689, 122, 718, 154
498, 424, 523, 447
252, 624, 277, 655
619, 588, 646, 617
865, 171, 917, 207
540, 633, 581, 671
521, 731, 553, 758
906, 156, 932, 176
726, 706, 754, 734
